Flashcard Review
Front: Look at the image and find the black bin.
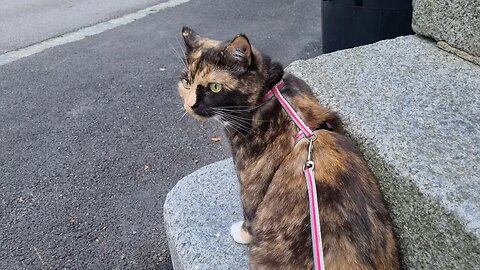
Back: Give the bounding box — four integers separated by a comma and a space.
322, 0, 414, 53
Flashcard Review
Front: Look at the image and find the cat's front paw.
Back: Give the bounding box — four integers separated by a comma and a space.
230, 221, 252, 245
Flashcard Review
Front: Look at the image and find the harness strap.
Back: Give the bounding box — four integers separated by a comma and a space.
270, 80, 314, 138
264, 80, 332, 144
294, 122, 333, 144
265, 79, 326, 270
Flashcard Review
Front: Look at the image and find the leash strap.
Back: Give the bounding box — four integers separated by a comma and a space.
305, 140, 325, 270
269, 79, 325, 270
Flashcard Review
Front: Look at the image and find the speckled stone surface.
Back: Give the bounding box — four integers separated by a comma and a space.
412, 0, 480, 59
287, 35, 480, 269
164, 158, 248, 270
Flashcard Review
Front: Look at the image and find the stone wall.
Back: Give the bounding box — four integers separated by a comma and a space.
412, 0, 480, 64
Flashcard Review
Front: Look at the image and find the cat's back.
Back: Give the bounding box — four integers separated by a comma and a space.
251, 84, 399, 269
313, 131, 400, 269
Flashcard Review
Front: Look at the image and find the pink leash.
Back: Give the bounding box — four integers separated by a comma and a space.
265, 80, 325, 270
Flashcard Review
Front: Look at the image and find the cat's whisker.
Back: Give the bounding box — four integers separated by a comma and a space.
168, 40, 188, 71
175, 35, 187, 58
176, 106, 186, 114
221, 114, 252, 125
216, 112, 252, 136
216, 115, 255, 135
215, 112, 271, 124
213, 117, 247, 139
213, 105, 253, 109
211, 108, 253, 114
212, 108, 271, 124
178, 111, 188, 121
224, 121, 248, 139
213, 111, 252, 126
213, 110, 247, 125
213, 102, 268, 112
214, 111, 243, 127
223, 118, 251, 134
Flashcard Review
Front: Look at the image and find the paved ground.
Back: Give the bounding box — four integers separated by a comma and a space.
0, 0, 167, 54
0, 0, 322, 269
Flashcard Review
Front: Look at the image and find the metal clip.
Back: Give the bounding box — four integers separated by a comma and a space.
304, 136, 316, 170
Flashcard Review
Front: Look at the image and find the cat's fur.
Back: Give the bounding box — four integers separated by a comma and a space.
177, 27, 400, 270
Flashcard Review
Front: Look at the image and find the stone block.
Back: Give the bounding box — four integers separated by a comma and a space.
287, 35, 480, 269
412, 0, 480, 62
164, 159, 248, 270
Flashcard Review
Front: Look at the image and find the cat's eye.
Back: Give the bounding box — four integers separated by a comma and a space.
209, 83, 223, 93
181, 78, 191, 89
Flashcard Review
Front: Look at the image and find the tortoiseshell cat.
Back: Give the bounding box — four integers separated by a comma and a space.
177, 27, 400, 270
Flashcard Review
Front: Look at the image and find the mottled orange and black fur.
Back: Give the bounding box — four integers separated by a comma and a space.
177, 27, 400, 270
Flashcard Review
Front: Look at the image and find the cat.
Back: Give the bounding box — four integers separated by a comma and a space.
177, 26, 400, 270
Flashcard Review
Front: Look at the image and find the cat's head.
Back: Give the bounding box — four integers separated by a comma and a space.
178, 27, 275, 121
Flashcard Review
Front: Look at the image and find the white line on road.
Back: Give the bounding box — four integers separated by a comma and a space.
0, 0, 191, 66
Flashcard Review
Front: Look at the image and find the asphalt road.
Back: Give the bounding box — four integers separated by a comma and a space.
0, 0, 322, 269
0, 0, 167, 54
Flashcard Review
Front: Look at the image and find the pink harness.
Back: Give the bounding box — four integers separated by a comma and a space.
262, 79, 326, 270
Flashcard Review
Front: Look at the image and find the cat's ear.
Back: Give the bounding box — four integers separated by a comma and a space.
182, 26, 200, 51
226, 34, 252, 70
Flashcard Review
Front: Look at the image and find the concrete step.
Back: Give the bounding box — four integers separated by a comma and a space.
164, 35, 480, 269
164, 159, 247, 270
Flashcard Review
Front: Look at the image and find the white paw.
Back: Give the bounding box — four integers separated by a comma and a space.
230, 221, 252, 245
